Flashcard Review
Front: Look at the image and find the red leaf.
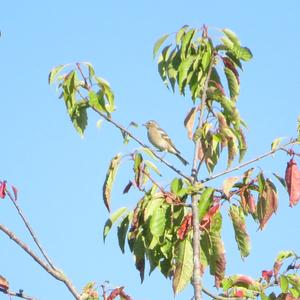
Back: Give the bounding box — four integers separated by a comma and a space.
261, 269, 273, 283
233, 274, 255, 285
107, 287, 123, 300
222, 56, 240, 84
177, 213, 192, 240
200, 204, 220, 230
0, 275, 9, 291
246, 192, 256, 214
234, 290, 245, 297
0, 181, 7, 199
285, 158, 300, 207
273, 260, 282, 280
12, 185, 18, 201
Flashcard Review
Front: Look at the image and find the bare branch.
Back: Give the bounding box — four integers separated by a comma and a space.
91, 106, 191, 182
200, 139, 298, 184
0, 287, 38, 300
5, 189, 56, 270
0, 224, 81, 300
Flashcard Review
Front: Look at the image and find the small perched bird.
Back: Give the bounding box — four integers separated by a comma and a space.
143, 120, 189, 165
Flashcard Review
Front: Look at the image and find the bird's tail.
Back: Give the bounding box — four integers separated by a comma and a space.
175, 153, 189, 166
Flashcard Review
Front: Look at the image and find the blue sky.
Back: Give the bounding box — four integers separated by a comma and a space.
0, 1, 300, 299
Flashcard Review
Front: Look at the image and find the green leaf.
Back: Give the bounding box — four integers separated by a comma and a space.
271, 137, 283, 151
176, 25, 189, 45
172, 238, 193, 294
280, 275, 289, 293
178, 55, 195, 94
139, 147, 158, 161
89, 90, 106, 112
181, 29, 196, 59
171, 178, 183, 195
153, 34, 169, 58
224, 67, 239, 101
198, 187, 214, 220
117, 212, 132, 253
144, 160, 161, 176
222, 28, 240, 46
102, 154, 122, 212
82, 61, 95, 79
272, 172, 287, 190
103, 207, 128, 241
144, 195, 164, 221
232, 45, 253, 61
149, 204, 166, 237
276, 250, 295, 262
229, 205, 251, 257
48, 64, 68, 85
70, 102, 88, 137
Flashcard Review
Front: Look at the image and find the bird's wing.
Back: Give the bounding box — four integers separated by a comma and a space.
159, 128, 180, 154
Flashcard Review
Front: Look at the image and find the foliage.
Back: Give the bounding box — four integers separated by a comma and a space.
47, 25, 300, 300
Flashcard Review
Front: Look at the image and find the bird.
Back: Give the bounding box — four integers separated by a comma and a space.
143, 120, 189, 165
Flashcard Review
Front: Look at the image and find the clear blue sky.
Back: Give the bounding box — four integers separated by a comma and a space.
1, 1, 300, 299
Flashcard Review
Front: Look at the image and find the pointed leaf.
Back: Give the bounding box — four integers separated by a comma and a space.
70, 102, 88, 137
224, 66, 239, 101
271, 137, 283, 151
103, 207, 128, 241
198, 187, 214, 220
285, 158, 300, 207
117, 213, 132, 253
178, 55, 195, 93
223, 176, 240, 198
181, 29, 196, 59
103, 154, 122, 212
153, 34, 169, 58
176, 25, 189, 45
48, 64, 68, 85
229, 205, 250, 257
144, 160, 161, 176
184, 107, 197, 140
257, 179, 278, 229
223, 28, 240, 46
172, 238, 193, 294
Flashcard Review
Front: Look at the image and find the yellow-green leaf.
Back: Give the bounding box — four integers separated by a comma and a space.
103, 154, 122, 212
173, 238, 193, 294
153, 34, 169, 59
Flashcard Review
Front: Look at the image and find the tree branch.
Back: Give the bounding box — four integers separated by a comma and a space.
202, 286, 243, 300
190, 52, 215, 300
91, 106, 191, 182
0, 224, 81, 300
5, 188, 56, 270
199, 139, 298, 184
0, 287, 37, 300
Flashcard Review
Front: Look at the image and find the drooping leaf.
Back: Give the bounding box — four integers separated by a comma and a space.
0, 181, 7, 199
144, 194, 164, 221
117, 213, 132, 253
177, 213, 192, 240
227, 137, 238, 168
280, 275, 289, 293
103, 207, 128, 241
103, 154, 122, 212
172, 238, 193, 294
257, 179, 278, 229
272, 172, 287, 190
223, 176, 240, 198
144, 160, 161, 176
133, 234, 145, 282
224, 66, 239, 101
133, 153, 144, 189
178, 55, 195, 94
209, 212, 226, 288
70, 102, 88, 137
229, 205, 251, 257
184, 107, 197, 140
285, 158, 300, 207
153, 34, 170, 58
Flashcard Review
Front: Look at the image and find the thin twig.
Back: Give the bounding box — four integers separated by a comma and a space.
0, 224, 81, 300
202, 287, 243, 300
0, 287, 37, 300
200, 139, 298, 184
190, 51, 215, 300
5, 189, 56, 270
91, 106, 191, 182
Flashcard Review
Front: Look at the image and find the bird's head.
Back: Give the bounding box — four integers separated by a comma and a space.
143, 120, 158, 129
